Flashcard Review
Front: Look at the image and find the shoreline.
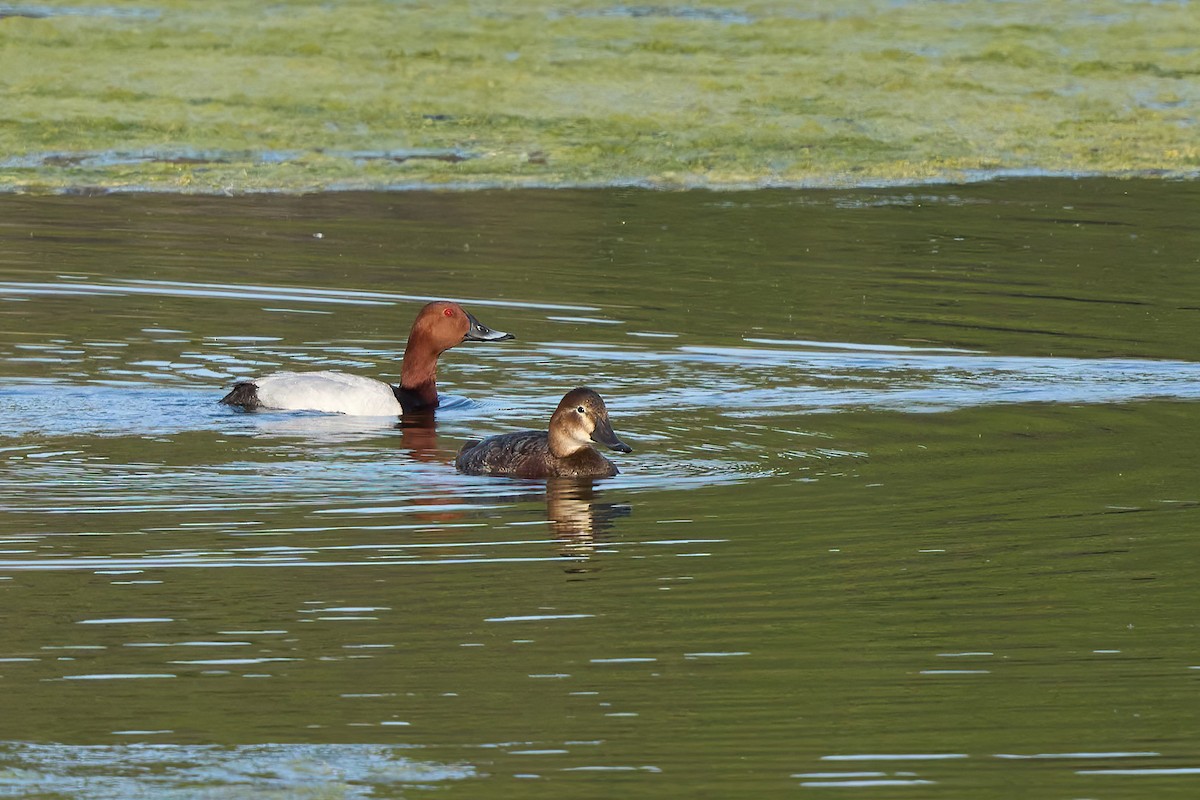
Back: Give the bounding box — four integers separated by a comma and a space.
4, 167, 1198, 197
4, 0, 1198, 196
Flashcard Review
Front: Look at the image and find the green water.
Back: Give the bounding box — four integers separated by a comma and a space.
1, 179, 1199, 797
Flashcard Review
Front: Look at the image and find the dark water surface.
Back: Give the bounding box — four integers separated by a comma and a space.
1, 180, 1199, 798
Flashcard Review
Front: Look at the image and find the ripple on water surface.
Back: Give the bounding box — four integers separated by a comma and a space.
2, 323, 1199, 576
0, 741, 472, 798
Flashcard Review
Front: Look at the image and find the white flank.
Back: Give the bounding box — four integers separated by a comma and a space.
252, 371, 403, 416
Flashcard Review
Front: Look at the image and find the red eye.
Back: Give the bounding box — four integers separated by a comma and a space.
443, 307, 454, 317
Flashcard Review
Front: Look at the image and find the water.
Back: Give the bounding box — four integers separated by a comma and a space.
1, 179, 1199, 798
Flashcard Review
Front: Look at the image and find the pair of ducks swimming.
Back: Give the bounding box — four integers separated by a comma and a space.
219, 301, 632, 479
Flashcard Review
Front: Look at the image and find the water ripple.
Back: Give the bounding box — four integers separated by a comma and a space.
0, 741, 473, 797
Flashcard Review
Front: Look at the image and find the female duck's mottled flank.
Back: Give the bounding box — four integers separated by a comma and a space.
219, 300, 513, 415
455, 387, 633, 479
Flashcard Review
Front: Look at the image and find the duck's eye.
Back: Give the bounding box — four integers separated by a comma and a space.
576, 406, 586, 414
443, 307, 454, 317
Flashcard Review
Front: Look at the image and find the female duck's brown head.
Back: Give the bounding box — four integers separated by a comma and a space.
400, 301, 514, 407
548, 387, 633, 459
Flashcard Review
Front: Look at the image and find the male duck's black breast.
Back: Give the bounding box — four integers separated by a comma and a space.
392, 385, 433, 414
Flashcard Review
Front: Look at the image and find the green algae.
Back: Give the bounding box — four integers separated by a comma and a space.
0, 0, 1198, 193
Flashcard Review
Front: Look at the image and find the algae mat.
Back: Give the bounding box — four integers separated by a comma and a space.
1, 0, 1198, 193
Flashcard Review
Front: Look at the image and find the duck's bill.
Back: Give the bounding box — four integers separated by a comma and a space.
464, 310, 515, 342
592, 417, 633, 453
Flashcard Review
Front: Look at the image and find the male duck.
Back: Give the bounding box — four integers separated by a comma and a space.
455, 387, 632, 478
220, 300, 513, 415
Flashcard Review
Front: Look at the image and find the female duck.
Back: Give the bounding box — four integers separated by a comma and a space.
220, 301, 513, 415
456, 387, 632, 478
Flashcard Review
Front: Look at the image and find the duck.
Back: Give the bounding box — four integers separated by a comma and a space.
219, 300, 513, 415
455, 387, 632, 478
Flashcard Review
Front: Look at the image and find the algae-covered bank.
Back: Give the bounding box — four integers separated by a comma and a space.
1, 0, 1198, 193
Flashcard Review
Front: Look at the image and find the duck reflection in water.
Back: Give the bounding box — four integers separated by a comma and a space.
396, 455, 630, 568
396, 410, 441, 462
545, 477, 631, 567
395, 392, 632, 567
453, 387, 634, 569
